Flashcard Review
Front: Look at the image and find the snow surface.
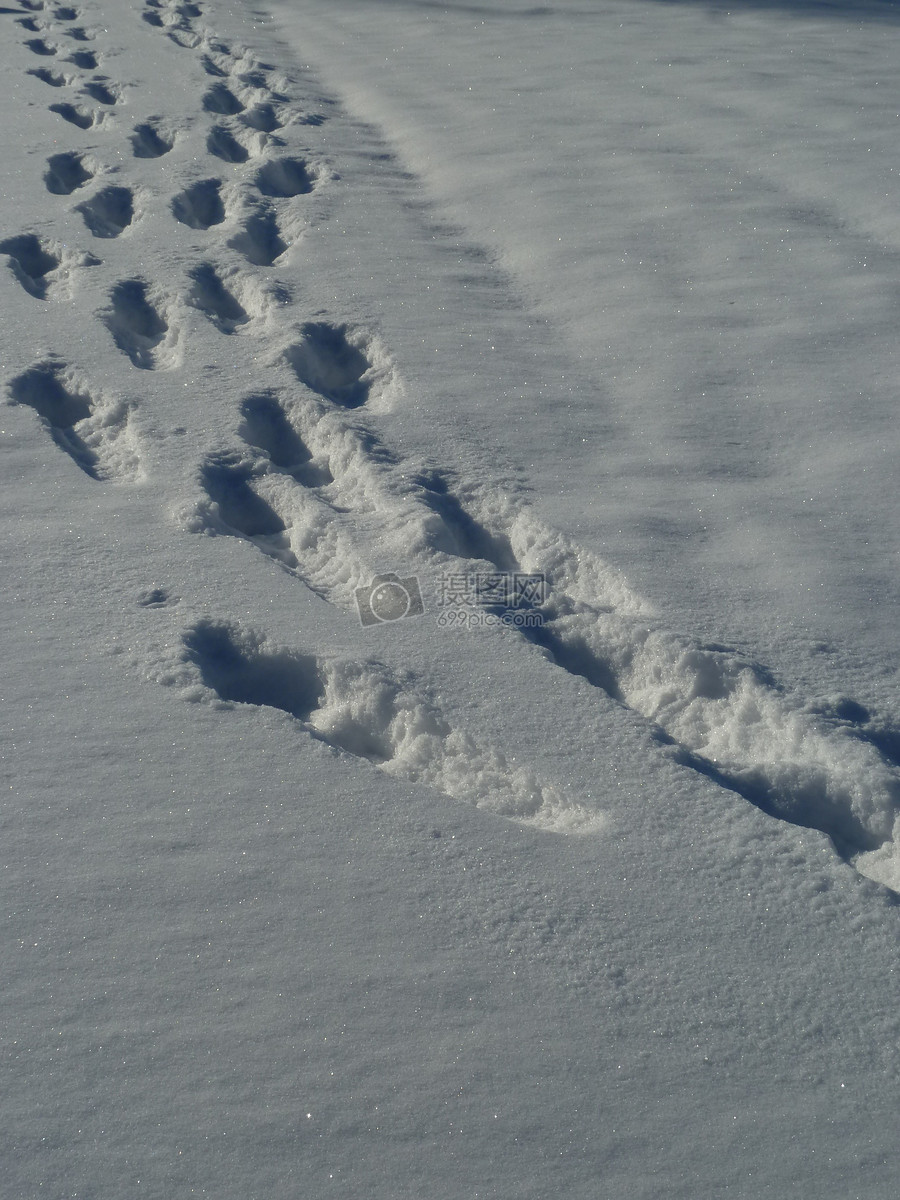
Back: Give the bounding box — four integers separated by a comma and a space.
3, 0, 900, 1196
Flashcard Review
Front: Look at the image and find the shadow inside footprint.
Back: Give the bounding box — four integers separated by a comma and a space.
44, 151, 92, 194
8, 362, 99, 477
105, 279, 167, 369
414, 472, 518, 569
284, 323, 372, 408
131, 122, 174, 158
184, 621, 323, 720
187, 264, 249, 333
26, 38, 56, 56
28, 66, 66, 86
83, 78, 118, 105
241, 103, 280, 133
255, 157, 315, 198
49, 102, 95, 129
201, 455, 288, 540
206, 125, 249, 164
228, 206, 286, 266
66, 49, 97, 69
202, 82, 244, 115
239, 393, 333, 486
172, 179, 225, 229
0, 234, 60, 299
77, 186, 135, 238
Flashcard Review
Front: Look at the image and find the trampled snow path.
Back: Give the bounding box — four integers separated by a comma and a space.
5, 0, 900, 887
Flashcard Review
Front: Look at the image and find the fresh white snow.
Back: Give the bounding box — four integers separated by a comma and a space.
3, 0, 900, 1196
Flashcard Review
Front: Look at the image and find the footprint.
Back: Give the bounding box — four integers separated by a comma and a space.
44, 150, 93, 194
53, 5, 80, 18
184, 620, 322, 719
104, 279, 174, 370
17, 17, 43, 32
142, 10, 163, 25
49, 101, 100, 129
76, 186, 136, 238
27, 66, 67, 86
284, 323, 380, 409
199, 54, 227, 77
177, 619, 591, 829
228, 206, 286, 266
254, 157, 316, 198
66, 48, 97, 69
198, 453, 299, 569
1, 234, 61, 300
168, 30, 202, 49
202, 82, 244, 116
206, 125, 249, 164
6, 360, 142, 481
238, 393, 333, 487
130, 121, 174, 158
82, 78, 121, 106
240, 103, 281, 134
186, 263, 248, 333
63, 26, 92, 42
26, 38, 57, 56
414, 472, 518, 570
137, 587, 173, 609
171, 179, 225, 229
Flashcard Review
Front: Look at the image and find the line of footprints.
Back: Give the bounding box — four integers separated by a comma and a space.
8, 1, 900, 860
5, 0, 605, 832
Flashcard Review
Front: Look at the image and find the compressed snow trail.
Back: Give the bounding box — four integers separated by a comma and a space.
3, 2, 900, 1198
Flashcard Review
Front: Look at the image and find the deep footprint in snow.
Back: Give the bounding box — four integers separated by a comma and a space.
1, 234, 61, 300
206, 125, 249, 164
228, 206, 287, 266
186, 263, 249, 333
177, 619, 588, 828
82, 77, 121, 106
76, 186, 135, 238
27, 66, 66, 86
44, 150, 93, 195
254, 157, 316, 198
202, 82, 244, 116
172, 179, 225, 229
25, 38, 57, 56
238, 393, 333, 487
284, 323, 375, 409
240, 103, 281, 134
198, 453, 299, 570
7, 362, 141, 482
185, 620, 323, 719
8, 362, 96, 478
131, 121, 174, 158
49, 101, 100, 129
104, 279, 173, 370
66, 48, 97, 69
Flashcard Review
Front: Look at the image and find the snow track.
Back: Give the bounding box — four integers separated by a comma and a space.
4, 0, 900, 888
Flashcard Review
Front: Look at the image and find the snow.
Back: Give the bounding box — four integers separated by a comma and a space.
3, 0, 900, 1196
